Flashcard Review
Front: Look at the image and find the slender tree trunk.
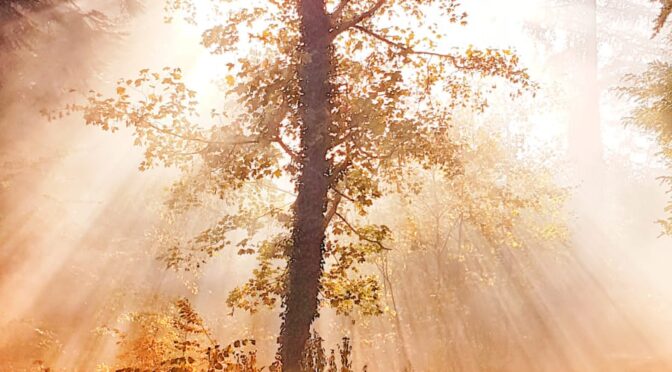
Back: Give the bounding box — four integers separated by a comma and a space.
280, 1, 332, 370
379, 256, 413, 371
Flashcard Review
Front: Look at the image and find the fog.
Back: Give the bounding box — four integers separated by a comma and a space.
2, 0, 672, 371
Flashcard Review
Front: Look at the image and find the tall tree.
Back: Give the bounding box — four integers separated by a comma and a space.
60, 0, 531, 368
618, 0, 672, 234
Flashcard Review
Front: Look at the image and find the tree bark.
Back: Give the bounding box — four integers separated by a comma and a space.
280, 1, 333, 370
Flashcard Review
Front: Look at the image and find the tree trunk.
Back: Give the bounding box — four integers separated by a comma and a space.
280, 1, 332, 370
379, 256, 414, 371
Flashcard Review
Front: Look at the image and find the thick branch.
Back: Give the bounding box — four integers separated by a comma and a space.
329, 0, 350, 23
323, 193, 342, 229
273, 136, 300, 163
333, 0, 387, 35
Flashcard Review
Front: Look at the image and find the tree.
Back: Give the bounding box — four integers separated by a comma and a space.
620, 62, 672, 234
0, 0, 137, 94
57, 0, 531, 369
0, 0, 137, 225
369, 112, 568, 370
524, 0, 664, 211
519, 0, 602, 196
618, 0, 672, 235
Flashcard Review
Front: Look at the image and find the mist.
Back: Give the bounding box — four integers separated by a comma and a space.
2, 0, 672, 371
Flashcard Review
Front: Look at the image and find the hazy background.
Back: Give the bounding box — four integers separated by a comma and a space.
2, 0, 672, 370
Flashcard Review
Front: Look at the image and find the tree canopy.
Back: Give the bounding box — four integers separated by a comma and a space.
54, 0, 533, 367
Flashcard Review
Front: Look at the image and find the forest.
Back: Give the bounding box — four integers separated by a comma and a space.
2, 0, 672, 371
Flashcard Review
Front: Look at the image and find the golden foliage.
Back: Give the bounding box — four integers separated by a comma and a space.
620, 61, 672, 235
55, 0, 537, 321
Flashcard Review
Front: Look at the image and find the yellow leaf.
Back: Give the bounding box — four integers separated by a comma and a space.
226, 75, 235, 86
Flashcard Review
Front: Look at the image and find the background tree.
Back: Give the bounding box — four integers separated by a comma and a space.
620, 61, 672, 234
619, 0, 672, 234
0, 2, 146, 369
0, 0, 139, 227
353, 104, 570, 371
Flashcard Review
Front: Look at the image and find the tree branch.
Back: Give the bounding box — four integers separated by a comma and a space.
143, 121, 258, 146
329, 157, 351, 184
335, 212, 391, 250
352, 25, 478, 71
330, 0, 350, 23
332, 129, 357, 147
332, 187, 355, 202
355, 141, 398, 162
273, 136, 300, 163
323, 193, 342, 229
333, 0, 387, 35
